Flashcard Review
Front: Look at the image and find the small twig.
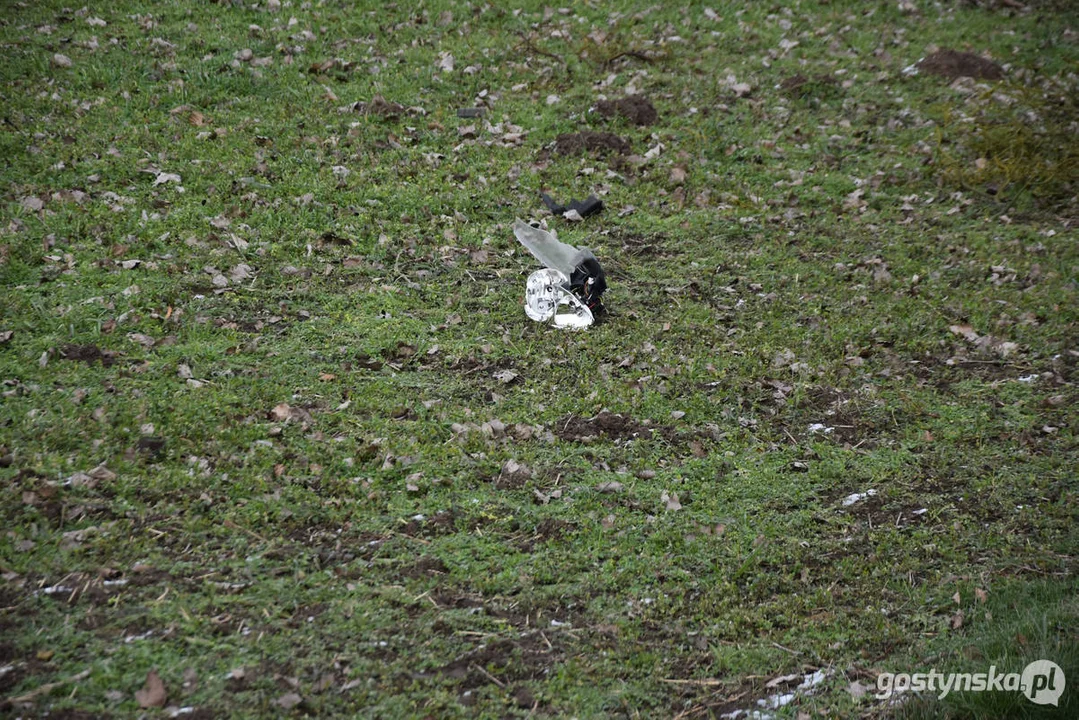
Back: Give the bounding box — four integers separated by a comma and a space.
771, 641, 801, 655
7, 668, 92, 704
223, 518, 270, 544
603, 50, 657, 68
514, 31, 564, 64
470, 663, 506, 688
659, 678, 725, 686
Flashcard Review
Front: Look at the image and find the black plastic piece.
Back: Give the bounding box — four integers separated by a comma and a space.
541, 193, 604, 219
569, 255, 607, 311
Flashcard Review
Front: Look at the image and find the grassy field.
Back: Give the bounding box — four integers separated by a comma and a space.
1, 1, 1076, 717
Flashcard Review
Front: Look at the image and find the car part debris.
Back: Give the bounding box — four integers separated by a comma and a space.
524, 268, 594, 329
541, 192, 604, 219
514, 219, 607, 329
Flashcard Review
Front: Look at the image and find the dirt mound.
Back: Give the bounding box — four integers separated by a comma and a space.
553, 131, 631, 157
402, 555, 449, 578
556, 411, 671, 442
595, 95, 658, 126
60, 343, 118, 367
915, 50, 1004, 81
535, 517, 575, 542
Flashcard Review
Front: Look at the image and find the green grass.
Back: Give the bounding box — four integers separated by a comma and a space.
1, 1, 1076, 718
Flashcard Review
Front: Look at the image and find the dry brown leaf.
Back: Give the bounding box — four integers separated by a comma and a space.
275, 692, 303, 709
135, 669, 167, 708
270, 403, 292, 421
948, 324, 980, 342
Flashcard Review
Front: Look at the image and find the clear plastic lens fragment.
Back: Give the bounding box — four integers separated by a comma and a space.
524, 268, 594, 329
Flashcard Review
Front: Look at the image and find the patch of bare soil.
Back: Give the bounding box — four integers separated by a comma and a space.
617, 230, 672, 258
552, 131, 631, 157
511, 517, 578, 552
595, 95, 658, 126
339, 95, 418, 120
916, 49, 1004, 80
793, 385, 872, 445
555, 411, 673, 443
846, 494, 930, 529
400, 509, 457, 538
778, 73, 839, 98
535, 517, 574, 542
434, 634, 563, 694
402, 555, 449, 578
60, 343, 118, 367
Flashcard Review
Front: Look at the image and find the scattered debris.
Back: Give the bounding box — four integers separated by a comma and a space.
338, 95, 424, 118
541, 192, 604, 220
948, 323, 1019, 357
661, 491, 682, 511
514, 220, 607, 328
496, 459, 533, 489
719, 669, 832, 719
841, 489, 878, 507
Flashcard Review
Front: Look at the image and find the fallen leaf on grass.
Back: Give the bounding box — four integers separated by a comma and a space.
275, 692, 303, 709
152, 171, 182, 186
948, 324, 980, 343
661, 491, 682, 511
948, 324, 1019, 357
229, 263, 253, 282
135, 669, 167, 708
88, 463, 117, 482
127, 333, 156, 348
493, 369, 519, 384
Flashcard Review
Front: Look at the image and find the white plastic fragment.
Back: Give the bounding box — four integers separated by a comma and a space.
842, 489, 878, 507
